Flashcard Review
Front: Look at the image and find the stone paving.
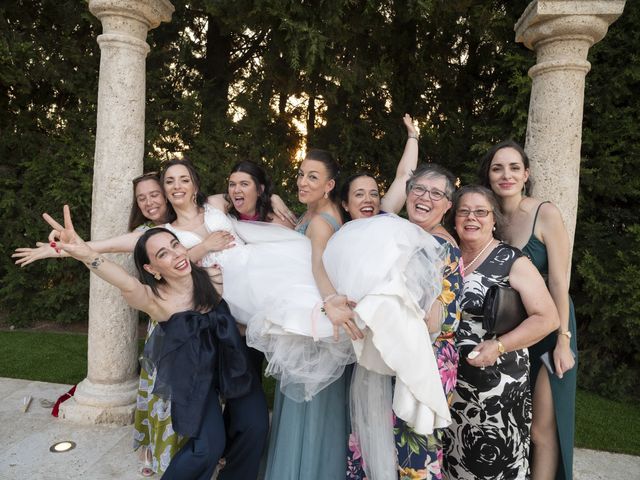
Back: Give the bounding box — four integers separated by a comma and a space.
0, 377, 638, 480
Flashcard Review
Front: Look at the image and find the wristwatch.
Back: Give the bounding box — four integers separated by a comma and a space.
558, 330, 572, 340
496, 338, 506, 355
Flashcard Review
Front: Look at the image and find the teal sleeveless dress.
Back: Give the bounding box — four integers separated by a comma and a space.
264, 212, 351, 480
523, 202, 577, 480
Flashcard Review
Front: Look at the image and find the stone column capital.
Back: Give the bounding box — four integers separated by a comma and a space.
89, 0, 174, 40
516, 1, 626, 51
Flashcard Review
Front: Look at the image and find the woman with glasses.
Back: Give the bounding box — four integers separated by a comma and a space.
395, 164, 463, 480
340, 159, 463, 480
443, 185, 559, 480
479, 141, 577, 480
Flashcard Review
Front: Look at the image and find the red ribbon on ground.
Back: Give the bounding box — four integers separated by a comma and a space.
51, 384, 76, 417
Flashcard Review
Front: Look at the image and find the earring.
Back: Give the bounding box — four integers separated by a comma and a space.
154, 273, 162, 281
324, 192, 328, 199
493, 226, 496, 232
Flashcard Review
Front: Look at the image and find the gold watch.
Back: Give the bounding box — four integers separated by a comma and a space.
496, 338, 506, 355
558, 330, 572, 340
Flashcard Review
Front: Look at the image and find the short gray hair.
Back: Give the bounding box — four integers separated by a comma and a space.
405, 163, 456, 200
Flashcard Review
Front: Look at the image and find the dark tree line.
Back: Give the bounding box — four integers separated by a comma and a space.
1, 0, 637, 397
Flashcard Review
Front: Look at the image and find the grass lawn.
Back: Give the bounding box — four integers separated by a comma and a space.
1, 330, 638, 456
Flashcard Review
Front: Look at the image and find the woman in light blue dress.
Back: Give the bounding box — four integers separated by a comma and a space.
264, 149, 360, 480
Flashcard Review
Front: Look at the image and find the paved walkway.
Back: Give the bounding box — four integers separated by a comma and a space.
0, 377, 638, 479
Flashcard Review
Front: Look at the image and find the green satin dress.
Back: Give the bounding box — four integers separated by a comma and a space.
523, 202, 577, 480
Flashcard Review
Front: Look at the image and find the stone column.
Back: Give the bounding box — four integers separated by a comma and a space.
515, 0, 625, 250
60, 0, 174, 425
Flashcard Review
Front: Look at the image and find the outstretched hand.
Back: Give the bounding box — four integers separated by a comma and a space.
43, 205, 92, 262
12, 242, 65, 267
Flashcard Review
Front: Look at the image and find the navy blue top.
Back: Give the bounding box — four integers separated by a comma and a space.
142, 300, 252, 437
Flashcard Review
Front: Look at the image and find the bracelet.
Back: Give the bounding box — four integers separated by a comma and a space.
408, 133, 419, 140
558, 330, 572, 340
320, 294, 339, 315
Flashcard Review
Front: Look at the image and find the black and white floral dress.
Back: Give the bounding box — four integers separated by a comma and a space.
444, 244, 531, 480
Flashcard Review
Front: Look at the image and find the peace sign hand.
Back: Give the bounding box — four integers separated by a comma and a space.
43, 205, 93, 262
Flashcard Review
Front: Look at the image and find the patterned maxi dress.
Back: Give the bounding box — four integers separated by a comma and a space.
133, 320, 187, 475
444, 244, 532, 480
133, 222, 186, 475
346, 237, 462, 480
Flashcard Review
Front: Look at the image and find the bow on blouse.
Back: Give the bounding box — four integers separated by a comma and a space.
143, 300, 253, 438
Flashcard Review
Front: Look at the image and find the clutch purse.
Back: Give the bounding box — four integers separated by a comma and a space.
482, 284, 527, 336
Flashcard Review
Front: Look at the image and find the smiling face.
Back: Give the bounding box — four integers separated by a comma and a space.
454, 192, 495, 246
163, 164, 196, 208
135, 178, 167, 224
297, 159, 335, 204
143, 231, 191, 280
228, 171, 261, 217
488, 147, 530, 199
343, 176, 380, 219
406, 174, 452, 231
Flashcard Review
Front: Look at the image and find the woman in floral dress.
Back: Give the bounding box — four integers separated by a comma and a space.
345, 163, 462, 480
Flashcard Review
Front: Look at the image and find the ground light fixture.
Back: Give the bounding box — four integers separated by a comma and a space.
49, 441, 76, 453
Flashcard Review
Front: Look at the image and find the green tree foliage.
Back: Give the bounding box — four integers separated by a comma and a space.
0, 1, 99, 325
0, 1, 637, 396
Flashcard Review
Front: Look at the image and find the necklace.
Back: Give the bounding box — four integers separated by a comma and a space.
462, 238, 495, 273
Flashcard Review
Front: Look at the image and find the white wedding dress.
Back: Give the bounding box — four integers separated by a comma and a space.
165, 207, 451, 439
164, 205, 354, 401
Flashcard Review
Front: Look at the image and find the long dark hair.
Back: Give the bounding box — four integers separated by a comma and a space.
160, 159, 208, 223
478, 140, 533, 196
133, 228, 220, 311
128, 173, 165, 231
225, 160, 275, 221
304, 149, 340, 202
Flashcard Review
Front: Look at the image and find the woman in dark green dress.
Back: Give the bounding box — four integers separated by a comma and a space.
479, 141, 578, 480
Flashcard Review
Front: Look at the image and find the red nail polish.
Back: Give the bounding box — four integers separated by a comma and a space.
50, 242, 57, 248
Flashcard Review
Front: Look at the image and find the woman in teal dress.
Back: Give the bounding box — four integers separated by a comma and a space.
264, 149, 361, 480
479, 141, 578, 480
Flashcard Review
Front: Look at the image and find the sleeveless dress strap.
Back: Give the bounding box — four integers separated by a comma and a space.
317, 212, 341, 233
531, 201, 551, 234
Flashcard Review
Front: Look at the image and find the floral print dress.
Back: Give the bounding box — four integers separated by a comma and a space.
346, 237, 462, 480
133, 320, 187, 474
444, 244, 531, 480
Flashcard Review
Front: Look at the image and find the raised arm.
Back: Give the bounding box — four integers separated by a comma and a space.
380, 114, 419, 214
45, 206, 161, 317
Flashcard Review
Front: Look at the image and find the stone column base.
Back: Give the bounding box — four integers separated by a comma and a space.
59, 398, 136, 426
58, 377, 138, 426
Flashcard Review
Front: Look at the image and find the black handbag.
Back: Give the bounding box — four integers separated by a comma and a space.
482, 284, 528, 336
